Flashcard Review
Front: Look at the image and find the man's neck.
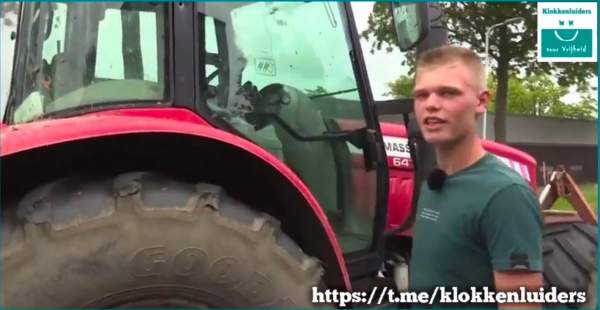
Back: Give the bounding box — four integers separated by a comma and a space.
435, 134, 486, 175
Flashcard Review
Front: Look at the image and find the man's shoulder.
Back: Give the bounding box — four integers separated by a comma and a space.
478, 153, 532, 189
477, 155, 540, 214
457, 153, 536, 207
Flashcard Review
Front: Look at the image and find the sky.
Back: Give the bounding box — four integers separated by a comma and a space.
351, 2, 411, 101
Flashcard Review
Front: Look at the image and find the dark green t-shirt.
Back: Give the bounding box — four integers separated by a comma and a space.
409, 153, 542, 297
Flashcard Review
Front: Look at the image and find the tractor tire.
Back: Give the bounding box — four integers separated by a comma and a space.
2, 172, 323, 307
543, 222, 597, 308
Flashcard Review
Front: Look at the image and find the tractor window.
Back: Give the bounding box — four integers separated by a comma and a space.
8, 2, 168, 124
204, 17, 221, 88
41, 3, 66, 70
95, 9, 159, 82
201, 3, 377, 253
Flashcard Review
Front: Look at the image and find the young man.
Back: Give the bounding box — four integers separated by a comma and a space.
409, 45, 543, 308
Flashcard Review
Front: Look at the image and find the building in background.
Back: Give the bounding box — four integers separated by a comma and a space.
479, 112, 597, 184
380, 111, 597, 185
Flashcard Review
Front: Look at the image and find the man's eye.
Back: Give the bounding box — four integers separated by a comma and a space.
414, 93, 428, 100
440, 89, 458, 97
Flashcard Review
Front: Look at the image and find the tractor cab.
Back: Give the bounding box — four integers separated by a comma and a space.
5, 2, 427, 256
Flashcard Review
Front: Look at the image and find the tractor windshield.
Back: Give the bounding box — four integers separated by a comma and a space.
7, 2, 168, 123
201, 3, 365, 120
200, 3, 376, 253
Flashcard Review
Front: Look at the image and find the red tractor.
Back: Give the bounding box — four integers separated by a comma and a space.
1, 2, 596, 307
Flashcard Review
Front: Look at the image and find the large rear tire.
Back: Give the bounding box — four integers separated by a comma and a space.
2, 172, 323, 307
543, 222, 597, 308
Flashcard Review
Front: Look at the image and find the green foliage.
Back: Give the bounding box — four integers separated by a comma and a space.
385, 75, 414, 98
486, 74, 597, 120
548, 94, 597, 120
362, 2, 596, 89
487, 74, 566, 116
385, 72, 597, 120
361, 2, 397, 54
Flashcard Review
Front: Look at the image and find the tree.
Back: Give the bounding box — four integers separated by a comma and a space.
487, 74, 597, 120
385, 75, 414, 98
386, 73, 597, 120
362, 2, 597, 142
486, 74, 566, 117
548, 93, 597, 120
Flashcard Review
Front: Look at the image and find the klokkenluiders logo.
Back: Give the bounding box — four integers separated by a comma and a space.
537, 2, 597, 62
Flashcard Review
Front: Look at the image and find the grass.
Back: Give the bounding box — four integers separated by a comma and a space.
549, 183, 598, 214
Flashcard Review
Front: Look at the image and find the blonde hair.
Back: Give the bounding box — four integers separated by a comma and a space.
416, 45, 486, 91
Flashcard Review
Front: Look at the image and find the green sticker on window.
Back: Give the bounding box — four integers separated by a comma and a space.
254, 58, 276, 76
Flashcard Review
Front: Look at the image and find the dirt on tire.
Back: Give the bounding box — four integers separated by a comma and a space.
2, 172, 323, 307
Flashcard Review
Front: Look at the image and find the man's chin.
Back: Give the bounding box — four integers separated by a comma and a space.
423, 134, 450, 145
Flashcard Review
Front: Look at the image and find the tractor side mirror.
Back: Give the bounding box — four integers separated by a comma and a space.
391, 2, 429, 51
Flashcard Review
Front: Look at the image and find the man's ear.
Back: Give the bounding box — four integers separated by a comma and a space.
476, 89, 491, 114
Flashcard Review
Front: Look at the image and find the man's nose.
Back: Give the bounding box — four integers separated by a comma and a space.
424, 93, 441, 111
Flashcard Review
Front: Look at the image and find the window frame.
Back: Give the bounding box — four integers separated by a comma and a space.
4, 2, 173, 124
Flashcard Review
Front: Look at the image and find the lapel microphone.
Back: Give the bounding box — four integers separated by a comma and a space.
427, 168, 447, 190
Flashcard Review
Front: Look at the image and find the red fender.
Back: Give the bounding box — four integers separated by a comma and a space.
1, 107, 351, 290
